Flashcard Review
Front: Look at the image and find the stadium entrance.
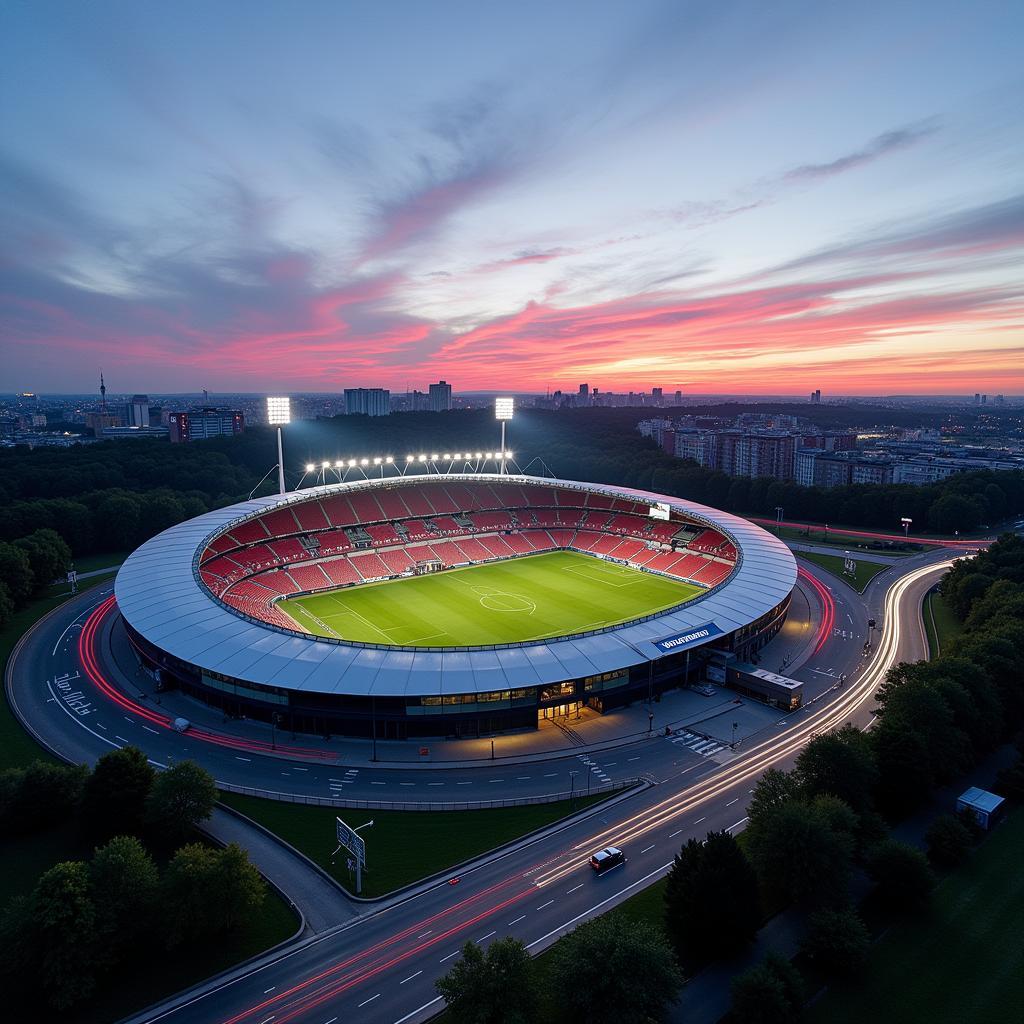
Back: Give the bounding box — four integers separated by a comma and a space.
538, 700, 583, 722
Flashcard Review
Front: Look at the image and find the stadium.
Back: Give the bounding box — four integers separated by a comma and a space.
114, 474, 797, 739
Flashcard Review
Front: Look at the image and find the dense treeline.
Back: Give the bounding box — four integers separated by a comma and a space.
0, 749, 263, 1012
0, 408, 1021, 629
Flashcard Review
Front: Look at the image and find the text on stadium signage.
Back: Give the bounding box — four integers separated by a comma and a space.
653, 621, 724, 652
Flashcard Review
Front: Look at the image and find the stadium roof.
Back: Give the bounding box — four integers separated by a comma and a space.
115, 474, 797, 698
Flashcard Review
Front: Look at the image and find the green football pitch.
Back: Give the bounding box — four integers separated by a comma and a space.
278, 550, 702, 647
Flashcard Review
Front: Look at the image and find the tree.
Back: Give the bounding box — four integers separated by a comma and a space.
0, 579, 14, 630
663, 830, 759, 966
745, 796, 856, 906
867, 840, 935, 912
0, 541, 34, 604
145, 760, 218, 845
925, 814, 973, 868
81, 746, 155, 840
212, 842, 266, 929
13, 528, 72, 593
549, 915, 682, 1024
870, 716, 935, 818
26, 861, 98, 1009
91, 835, 159, 959
747, 768, 800, 826
731, 952, 804, 1024
793, 725, 878, 817
801, 907, 871, 979
435, 938, 537, 1024
162, 842, 220, 945
0, 760, 87, 836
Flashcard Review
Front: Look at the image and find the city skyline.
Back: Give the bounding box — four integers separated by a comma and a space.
2, 1, 1023, 394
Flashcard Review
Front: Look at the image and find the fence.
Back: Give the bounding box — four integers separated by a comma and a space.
217, 775, 644, 811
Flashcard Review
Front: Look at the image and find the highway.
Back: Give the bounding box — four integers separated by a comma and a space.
108, 555, 952, 1024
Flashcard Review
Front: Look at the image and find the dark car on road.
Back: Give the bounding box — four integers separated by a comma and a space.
590, 846, 625, 874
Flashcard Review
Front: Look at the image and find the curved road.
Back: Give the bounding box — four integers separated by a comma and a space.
5, 550, 956, 1024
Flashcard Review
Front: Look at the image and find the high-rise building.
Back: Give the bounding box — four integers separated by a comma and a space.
673, 390, 682, 405
651, 387, 663, 406
168, 409, 245, 443
344, 388, 390, 416
125, 394, 150, 427
810, 389, 821, 404
428, 380, 452, 412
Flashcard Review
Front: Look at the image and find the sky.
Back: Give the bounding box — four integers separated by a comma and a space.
1, 0, 1022, 396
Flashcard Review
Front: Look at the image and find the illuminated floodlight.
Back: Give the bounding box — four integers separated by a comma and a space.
495, 397, 514, 421
443, 453, 451, 460
321, 460, 331, 470
361, 458, 369, 466
486, 451, 494, 459
475, 451, 483, 459
385, 456, 394, 464
418, 454, 428, 462
305, 462, 316, 473
373, 457, 382, 466
505, 450, 513, 459
334, 460, 344, 469
266, 396, 291, 425
430, 453, 439, 461
348, 459, 357, 468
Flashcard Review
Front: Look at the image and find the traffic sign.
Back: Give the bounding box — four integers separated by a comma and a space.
336, 817, 367, 866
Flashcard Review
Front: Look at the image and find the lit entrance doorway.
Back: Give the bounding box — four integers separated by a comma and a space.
538, 700, 583, 723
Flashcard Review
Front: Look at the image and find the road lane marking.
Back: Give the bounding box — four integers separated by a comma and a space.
400, 971, 422, 985
537, 899, 554, 910
457, 781, 472, 785
567, 884, 583, 894
478, 930, 496, 941
439, 950, 459, 962
143, 726, 159, 735
726, 797, 739, 807
508, 914, 526, 925
692, 816, 706, 824
235, 757, 251, 762
641, 844, 655, 853
669, 829, 683, 838
358, 995, 379, 1008
115, 735, 130, 744
263, 986, 276, 993
417, 930, 432, 939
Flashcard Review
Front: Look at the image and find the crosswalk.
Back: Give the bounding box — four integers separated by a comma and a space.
329, 768, 359, 794
669, 729, 727, 757
576, 752, 611, 785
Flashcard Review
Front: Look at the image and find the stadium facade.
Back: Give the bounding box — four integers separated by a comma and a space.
115, 474, 797, 739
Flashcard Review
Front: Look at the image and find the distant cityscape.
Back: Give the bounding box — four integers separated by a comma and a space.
638, 411, 1024, 488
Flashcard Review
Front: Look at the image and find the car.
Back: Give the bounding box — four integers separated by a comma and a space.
590, 846, 625, 874
172, 717, 191, 733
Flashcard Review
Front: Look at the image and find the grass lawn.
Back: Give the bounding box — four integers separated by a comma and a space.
924, 590, 963, 659
773, 523, 934, 553
808, 810, 1024, 1024
797, 551, 889, 593
69, 550, 129, 574
219, 791, 612, 898
279, 550, 702, 646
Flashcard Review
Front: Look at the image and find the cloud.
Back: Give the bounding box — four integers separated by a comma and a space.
783, 122, 938, 181
778, 191, 1024, 271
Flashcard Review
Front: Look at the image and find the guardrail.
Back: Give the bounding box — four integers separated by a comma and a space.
217, 775, 643, 811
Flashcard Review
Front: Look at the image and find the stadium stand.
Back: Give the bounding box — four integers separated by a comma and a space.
197, 485, 739, 631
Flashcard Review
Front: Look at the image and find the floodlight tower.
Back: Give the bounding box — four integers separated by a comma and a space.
266, 396, 291, 494
495, 397, 513, 475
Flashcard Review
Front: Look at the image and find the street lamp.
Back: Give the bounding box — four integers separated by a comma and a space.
266, 396, 291, 494
495, 397, 514, 474
568, 769, 579, 810
901, 516, 913, 540
775, 506, 784, 535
